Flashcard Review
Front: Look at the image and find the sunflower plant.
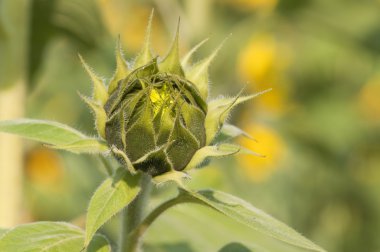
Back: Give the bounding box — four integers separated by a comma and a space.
0, 12, 325, 252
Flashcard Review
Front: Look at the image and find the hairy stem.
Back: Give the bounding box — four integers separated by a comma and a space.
98, 155, 113, 176
119, 174, 152, 252
126, 192, 197, 252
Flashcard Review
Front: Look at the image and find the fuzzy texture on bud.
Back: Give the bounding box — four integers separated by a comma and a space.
104, 59, 207, 176
80, 11, 266, 181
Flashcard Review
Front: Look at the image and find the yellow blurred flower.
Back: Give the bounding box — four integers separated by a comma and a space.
25, 147, 64, 186
237, 33, 291, 86
358, 76, 380, 124
97, 1, 167, 53
237, 33, 291, 115
222, 0, 277, 12
237, 124, 285, 182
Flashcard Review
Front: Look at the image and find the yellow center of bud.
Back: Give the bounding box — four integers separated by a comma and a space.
149, 85, 174, 116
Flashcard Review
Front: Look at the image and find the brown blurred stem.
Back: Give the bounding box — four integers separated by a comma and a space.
0, 0, 30, 227
0, 83, 26, 227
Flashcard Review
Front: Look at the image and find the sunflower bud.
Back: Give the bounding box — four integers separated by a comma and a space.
80, 11, 266, 180
104, 57, 207, 176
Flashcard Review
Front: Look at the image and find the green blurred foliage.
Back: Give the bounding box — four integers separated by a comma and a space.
2, 0, 380, 251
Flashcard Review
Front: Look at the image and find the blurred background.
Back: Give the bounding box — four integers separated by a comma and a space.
1, 0, 380, 251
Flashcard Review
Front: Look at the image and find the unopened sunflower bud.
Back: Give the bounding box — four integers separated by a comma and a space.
81, 11, 265, 179
104, 57, 207, 176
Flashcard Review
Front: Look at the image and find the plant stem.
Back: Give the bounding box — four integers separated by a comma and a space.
0, 82, 25, 227
126, 191, 199, 252
0, 0, 30, 228
119, 174, 152, 252
98, 155, 113, 176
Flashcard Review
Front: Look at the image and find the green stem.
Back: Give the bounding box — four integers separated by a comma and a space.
126, 192, 196, 252
98, 155, 113, 176
119, 174, 152, 252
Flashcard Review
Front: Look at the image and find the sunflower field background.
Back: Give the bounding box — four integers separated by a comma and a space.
1, 0, 380, 251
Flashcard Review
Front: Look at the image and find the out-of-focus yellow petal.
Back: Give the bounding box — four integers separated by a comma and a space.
237, 124, 285, 182
255, 82, 290, 115
237, 34, 292, 115
237, 34, 277, 85
222, 0, 278, 12
25, 147, 64, 187
358, 76, 380, 124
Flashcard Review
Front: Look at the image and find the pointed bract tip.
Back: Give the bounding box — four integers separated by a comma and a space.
186, 36, 230, 99
78, 54, 109, 105
108, 38, 130, 94
78, 92, 107, 139
181, 37, 209, 68
134, 10, 155, 68
159, 18, 184, 76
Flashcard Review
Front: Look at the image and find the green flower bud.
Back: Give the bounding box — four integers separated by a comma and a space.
104, 58, 207, 176
80, 11, 267, 181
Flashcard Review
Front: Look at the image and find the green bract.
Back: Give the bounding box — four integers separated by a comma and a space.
80, 12, 266, 180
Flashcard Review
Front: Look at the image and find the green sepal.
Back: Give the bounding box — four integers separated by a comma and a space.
79, 93, 107, 139
108, 38, 130, 94
180, 101, 206, 146
134, 10, 154, 68
184, 143, 240, 171
186, 37, 228, 99
155, 105, 174, 146
124, 99, 156, 161
134, 58, 159, 79
79, 55, 109, 105
152, 170, 190, 186
166, 114, 200, 171
133, 145, 173, 176
111, 146, 136, 174
219, 123, 256, 141
205, 89, 271, 144
238, 146, 265, 157
159, 19, 185, 76
181, 38, 209, 69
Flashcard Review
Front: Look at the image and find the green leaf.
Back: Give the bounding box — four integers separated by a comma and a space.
88, 234, 112, 252
0, 119, 86, 145
0, 119, 108, 154
185, 143, 241, 171
52, 139, 109, 154
0, 222, 83, 252
85, 167, 141, 246
0, 221, 111, 252
181, 189, 325, 252
0, 222, 111, 252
